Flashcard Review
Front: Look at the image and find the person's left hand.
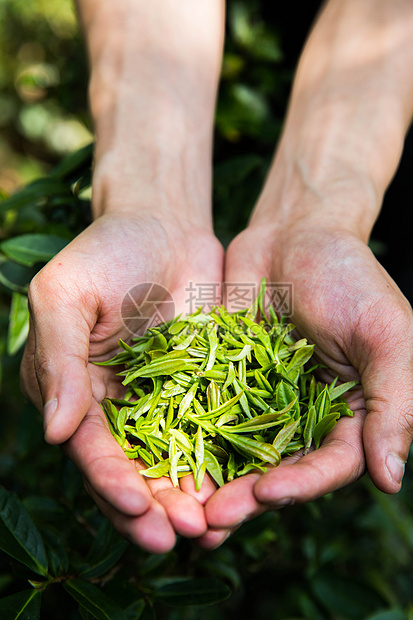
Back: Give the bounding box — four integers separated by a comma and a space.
199, 217, 413, 547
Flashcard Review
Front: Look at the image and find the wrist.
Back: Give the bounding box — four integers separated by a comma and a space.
250, 151, 382, 243
79, 0, 224, 230
91, 147, 213, 229
248, 0, 413, 243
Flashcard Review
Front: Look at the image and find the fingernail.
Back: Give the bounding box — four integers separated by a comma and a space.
386, 453, 405, 486
43, 398, 58, 431
269, 498, 295, 509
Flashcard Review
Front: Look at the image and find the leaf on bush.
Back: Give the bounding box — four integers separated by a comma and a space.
80, 518, 129, 580
0, 179, 71, 213
1, 234, 68, 267
52, 143, 93, 182
311, 573, 384, 619
154, 578, 231, 607
7, 292, 29, 356
40, 527, 69, 577
0, 259, 37, 294
0, 487, 48, 577
64, 579, 127, 620
124, 600, 146, 620
214, 155, 263, 187
365, 611, 407, 620
0, 589, 41, 620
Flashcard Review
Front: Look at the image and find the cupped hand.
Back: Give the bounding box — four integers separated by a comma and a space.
21, 211, 224, 552
201, 220, 413, 544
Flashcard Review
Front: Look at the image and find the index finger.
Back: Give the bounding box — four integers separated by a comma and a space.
206, 411, 365, 530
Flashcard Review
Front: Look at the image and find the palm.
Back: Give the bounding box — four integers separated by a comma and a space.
75, 213, 223, 401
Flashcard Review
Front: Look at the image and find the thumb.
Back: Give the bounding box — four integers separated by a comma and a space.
224, 230, 269, 309
360, 335, 413, 494
28, 278, 94, 445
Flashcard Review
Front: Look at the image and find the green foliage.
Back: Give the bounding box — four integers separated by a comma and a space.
1, 1, 413, 619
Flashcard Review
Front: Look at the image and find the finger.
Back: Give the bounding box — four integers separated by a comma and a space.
178, 472, 217, 505
65, 400, 152, 516
195, 527, 233, 550
254, 412, 365, 506
141, 473, 208, 538
204, 450, 308, 530
224, 229, 269, 294
28, 272, 95, 444
205, 472, 264, 529
360, 334, 413, 493
86, 487, 176, 554
20, 321, 42, 411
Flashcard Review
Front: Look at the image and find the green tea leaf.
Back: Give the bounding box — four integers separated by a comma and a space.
177, 381, 198, 419
233, 378, 252, 419
219, 430, 281, 465
168, 437, 180, 487
195, 426, 204, 466
314, 386, 331, 424
124, 359, 199, 381
276, 381, 297, 411
329, 380, 358, 400
253, 343, 271, 367
303, 405, 316, 454
140, 460, 170, 479
207, 380, 221, 411
206, 324, 218, 371
225, 401, 296, 433
286, 344, 314, 371
272, 419, 300, 453
225, 344, 252, 362
168, 429, 193, 453
313, 413, 340, 449
196, 391, 244, 420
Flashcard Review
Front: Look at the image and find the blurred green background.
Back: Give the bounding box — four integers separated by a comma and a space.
0, 0, 90, 192
1, 1, 413, 619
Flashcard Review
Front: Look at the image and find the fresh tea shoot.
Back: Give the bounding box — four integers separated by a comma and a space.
99, 280, 356, 490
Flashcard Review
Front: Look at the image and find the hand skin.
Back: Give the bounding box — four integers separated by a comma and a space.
202, 0, 413, 543
21, 0, 227, 553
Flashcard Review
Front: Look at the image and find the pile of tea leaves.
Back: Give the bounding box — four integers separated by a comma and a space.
99, 282, 356, 490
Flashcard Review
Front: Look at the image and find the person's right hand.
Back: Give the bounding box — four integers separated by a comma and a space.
20, 211, 224, 553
